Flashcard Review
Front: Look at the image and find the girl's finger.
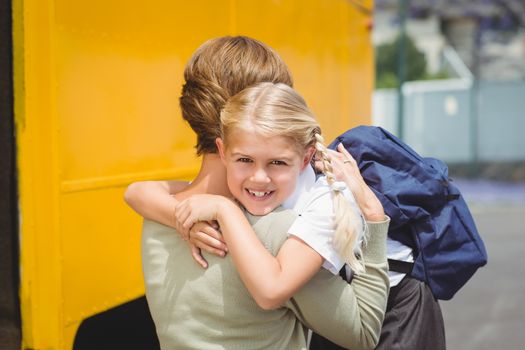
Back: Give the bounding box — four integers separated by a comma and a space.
208, 220, 220, 230
189, 244, 208, 269
183, 216, 195, 231
175, 202, 190, 225
174, 203, 191, 240
325, 149, 343, 162
337, 144, 359, 170
193, 237, 227, 257
313, 159, 324, 172
327, 148, 343, 157
190, 227, 228, 254
202, 223, 226, 245
180, 206, 197, 230
198, 226, 227, 250
337, 143, 356, 161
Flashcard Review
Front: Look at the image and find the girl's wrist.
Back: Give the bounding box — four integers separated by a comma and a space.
360, 197, 385, 221
363, 210, 386, 222
216, 196, 242, 223
354, 186, 385, 222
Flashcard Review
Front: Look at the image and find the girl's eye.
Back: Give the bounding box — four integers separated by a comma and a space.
270, 160, 287, 166
237, 157, 252, 163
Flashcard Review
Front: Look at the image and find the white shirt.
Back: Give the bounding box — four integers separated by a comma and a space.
283, 165, 413, 286
386, 238, 413, 286
282, 166, 365, 275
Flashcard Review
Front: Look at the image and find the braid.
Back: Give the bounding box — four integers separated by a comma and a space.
314, 133, 365, 274
315, 134, 336, 185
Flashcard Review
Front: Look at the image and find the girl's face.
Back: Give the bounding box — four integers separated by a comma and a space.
217, 130, 313, 216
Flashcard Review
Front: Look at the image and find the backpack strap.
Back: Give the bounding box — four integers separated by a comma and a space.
388, 259, 414, 274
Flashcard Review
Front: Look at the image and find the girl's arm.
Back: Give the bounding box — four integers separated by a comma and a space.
124, 180, 188, 229
125, 180, 228, 267
178, 195, 324, 310
287, 217, 390, 350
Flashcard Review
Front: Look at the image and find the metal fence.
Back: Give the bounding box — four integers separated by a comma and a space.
372, 79, 525, 164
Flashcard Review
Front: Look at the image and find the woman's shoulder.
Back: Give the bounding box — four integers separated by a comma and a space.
244, 207, 297, 227
244, 207, 297, 255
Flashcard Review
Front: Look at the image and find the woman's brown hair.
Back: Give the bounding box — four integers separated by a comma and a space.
180, 36, 293, 155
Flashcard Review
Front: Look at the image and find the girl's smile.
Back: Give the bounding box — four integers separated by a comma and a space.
217, 130, 312, 216
246, 189, 273, 199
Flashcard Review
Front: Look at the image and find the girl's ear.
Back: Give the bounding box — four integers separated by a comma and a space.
301, 146, 316, 170
216, 138, 226, 163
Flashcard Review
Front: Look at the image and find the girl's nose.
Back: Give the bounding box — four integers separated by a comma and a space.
250, 167, 271, 183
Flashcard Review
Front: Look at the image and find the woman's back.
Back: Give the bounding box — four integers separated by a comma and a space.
141, 209, 311, 350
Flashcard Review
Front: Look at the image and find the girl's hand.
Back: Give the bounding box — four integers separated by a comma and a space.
175, 194, 231, 237
326, 144, 364, 196
173, 210, 191, 241
188, 221, 228, 268
188, 243, 207, 269
320, 144, 385, 222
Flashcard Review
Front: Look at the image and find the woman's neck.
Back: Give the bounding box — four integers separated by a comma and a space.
184, 153, 231, 198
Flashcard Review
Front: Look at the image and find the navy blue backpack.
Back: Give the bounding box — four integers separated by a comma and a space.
329, 126, 488, 300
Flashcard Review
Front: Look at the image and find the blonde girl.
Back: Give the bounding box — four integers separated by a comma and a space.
175, 82, 371, 308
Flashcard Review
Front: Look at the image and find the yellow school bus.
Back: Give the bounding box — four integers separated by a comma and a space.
2, 0, 374, 348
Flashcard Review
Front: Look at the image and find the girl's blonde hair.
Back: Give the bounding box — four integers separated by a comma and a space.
221, 82, 364, 273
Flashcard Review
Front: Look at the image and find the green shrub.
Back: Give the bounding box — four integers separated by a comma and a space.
375, 35, 448, 88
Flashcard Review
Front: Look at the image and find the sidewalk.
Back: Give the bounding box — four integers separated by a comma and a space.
453, 178, 525, 205
441, 182, 525, 350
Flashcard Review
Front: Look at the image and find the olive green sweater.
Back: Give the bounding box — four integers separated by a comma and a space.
142, 207, 389, 350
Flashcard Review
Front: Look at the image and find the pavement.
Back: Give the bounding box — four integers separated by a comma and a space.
453, 178, 525, 206
441, 178, 525, 350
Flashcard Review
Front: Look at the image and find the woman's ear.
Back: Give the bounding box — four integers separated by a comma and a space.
301, 146, 316, 170
216, 138, 226, 163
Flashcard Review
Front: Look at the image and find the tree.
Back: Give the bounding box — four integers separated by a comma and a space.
375, 35, 428, 88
